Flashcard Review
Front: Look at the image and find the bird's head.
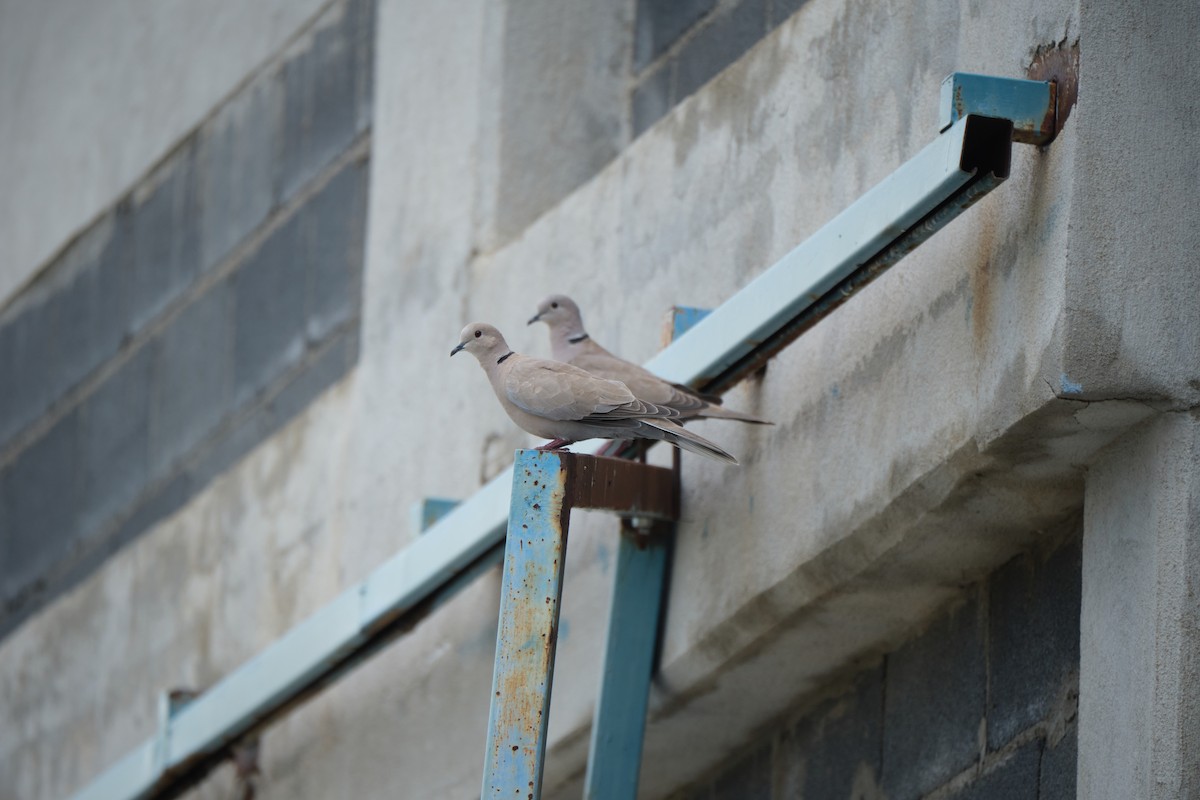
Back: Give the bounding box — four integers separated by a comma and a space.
527, 294, 583, 331
451, 322, 511, 363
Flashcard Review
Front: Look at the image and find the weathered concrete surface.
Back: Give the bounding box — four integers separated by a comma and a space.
1064, 0, 1200, 404
0, 0, 327, 305
5, 0, 1200, 798
473, 0, 631, 249
1080, 412, 1200, 799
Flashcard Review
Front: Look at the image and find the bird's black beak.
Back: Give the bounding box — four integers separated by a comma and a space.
526, 313, 540, 325
450, 342, 466, 356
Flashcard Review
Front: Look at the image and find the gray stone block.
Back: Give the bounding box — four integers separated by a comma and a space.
0, 467, 9, 597
304, 157, 367, 344
2, 411, 80, 601
785, 665, 884, 798
955, 740, 1041, 800
271, 327, 357, 424
1038, 726, 1076, 800
710, 742, 771, 800
79, 345, 151, 535
675, 0, 768, 102
197, 74, 279, 272
988, 536, 1082, 748
882, 591, 987, 800
279, 0, 372, 202
193, 321, 356, 493
53, 208, 130, 398
233, 214, 307, 408
353, 0, 375, 132
632, 62, 674, 137
770, 0, 811, 27
150, 280, 233, 477
129, 143, 201, 334
634, 0, 717, 69
0, 302, 56, 446
106, 471, 193, 564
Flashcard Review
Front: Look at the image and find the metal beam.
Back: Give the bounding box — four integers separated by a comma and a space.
643, 114, 1012, 394
482, 450, 677, 799
583, 521, 672, 799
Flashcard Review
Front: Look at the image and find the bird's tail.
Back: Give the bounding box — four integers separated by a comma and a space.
696, 404, 773, 425
640, 419, 739, 465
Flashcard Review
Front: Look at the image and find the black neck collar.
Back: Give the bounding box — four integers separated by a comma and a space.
567, 333, 590, 344
497, 351, 514, 364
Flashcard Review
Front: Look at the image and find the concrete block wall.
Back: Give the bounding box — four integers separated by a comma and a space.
0, 0, 374, 638
632, 0, 810, 135
4, 0, 1198, 797
671, 530, 1081, 800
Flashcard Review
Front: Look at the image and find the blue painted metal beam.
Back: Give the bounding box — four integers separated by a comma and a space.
584, 524, 671, 799
482, 451, 570, 799
643, 114, 1012, 394
483, 451, 678, 799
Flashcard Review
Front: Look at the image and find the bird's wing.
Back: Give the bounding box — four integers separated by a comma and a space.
503, 358, 661, 422
572, 351, 710, 414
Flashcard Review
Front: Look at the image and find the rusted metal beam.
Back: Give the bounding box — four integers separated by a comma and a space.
482, 450, 677, 800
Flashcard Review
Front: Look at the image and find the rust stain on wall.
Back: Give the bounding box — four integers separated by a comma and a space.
1028, 40, 1081, 141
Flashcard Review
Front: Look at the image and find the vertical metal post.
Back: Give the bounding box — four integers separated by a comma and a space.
482, 450, 570, 799
583, 521, 671, 799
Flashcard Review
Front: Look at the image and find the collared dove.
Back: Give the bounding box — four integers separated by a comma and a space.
528, 294, 771, 424
451, 323, 737, 464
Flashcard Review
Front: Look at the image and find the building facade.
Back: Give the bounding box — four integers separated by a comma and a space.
1, 0, 1197, 798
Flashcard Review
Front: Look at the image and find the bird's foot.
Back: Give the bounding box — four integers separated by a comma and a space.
536, 438, 572, 451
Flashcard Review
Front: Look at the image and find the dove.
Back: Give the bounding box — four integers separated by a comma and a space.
451, 323, 737, 464
528, 294, 771, 424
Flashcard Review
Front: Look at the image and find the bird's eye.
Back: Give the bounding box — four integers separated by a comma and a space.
551, 302, 559, 309
474, 330, 482, 338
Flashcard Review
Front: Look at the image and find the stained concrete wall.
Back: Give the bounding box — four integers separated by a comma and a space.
668, 529, 1082, 799
0, 0, 374, 639
3, 0, 1199, 798
0, 0, 330, 305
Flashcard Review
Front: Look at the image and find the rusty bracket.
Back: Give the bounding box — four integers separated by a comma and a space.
481, 449, 678, 800
939, 72, 1058, 145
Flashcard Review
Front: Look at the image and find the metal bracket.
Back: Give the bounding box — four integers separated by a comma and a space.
940, 72, 1057, 145
664, 306, 713, 346
411, 497, 461, 534
482, 450, 678, 800
153, 688, 198, 773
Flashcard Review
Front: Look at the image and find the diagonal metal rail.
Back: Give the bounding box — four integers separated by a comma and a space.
70, 72, 1050, 800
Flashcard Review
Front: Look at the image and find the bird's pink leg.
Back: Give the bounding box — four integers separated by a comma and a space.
536, 438, 573, 451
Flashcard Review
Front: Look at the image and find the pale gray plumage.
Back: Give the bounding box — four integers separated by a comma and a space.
451, 323, 737, 464
528, 294, 771, 425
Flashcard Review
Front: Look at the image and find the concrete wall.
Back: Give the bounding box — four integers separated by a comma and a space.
2, 0, 1199, 798
0, 0, 330, 305
668, 529, 1081, 799
0, 0, 374, 638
